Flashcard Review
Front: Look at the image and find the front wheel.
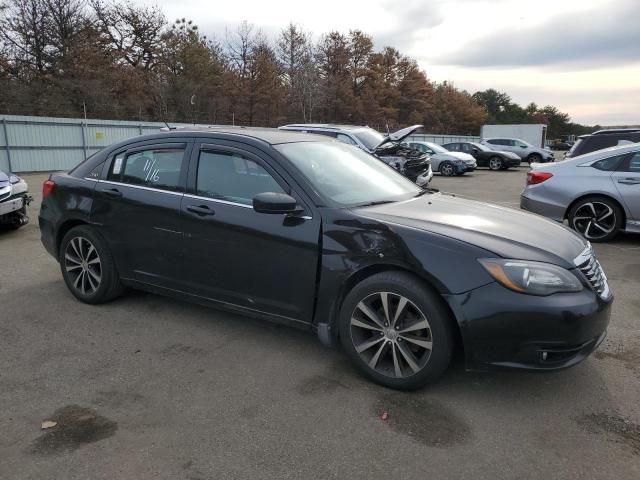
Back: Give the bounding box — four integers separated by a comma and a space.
568, 196, 622, 242
488, 156, 503, 171
59, 225, 124, 304
528, 153, 542, 164
439, 162, 455, 176
338, 272, 454, 390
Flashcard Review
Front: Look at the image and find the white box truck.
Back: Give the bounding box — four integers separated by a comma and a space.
481, 124, 547, 148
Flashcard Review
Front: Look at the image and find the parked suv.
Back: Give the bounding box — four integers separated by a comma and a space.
279, 124, 432, 186
565, 128, 640, 159
483, 138, 554, 163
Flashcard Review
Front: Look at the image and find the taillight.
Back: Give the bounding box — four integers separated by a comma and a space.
527, 171, 553, 185
42, 179, 55, 199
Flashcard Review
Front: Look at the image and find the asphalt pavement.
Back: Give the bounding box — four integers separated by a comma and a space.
1, 167, 638, 479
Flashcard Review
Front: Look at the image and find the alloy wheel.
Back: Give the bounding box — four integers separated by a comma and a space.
572, 202, 616, 240
489, 157, 501, 170
440, 163, 454, 176
64, 236, 102, 295
350, 292, 433, 378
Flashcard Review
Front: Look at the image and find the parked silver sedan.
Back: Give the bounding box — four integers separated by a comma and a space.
521, 143, 640, 241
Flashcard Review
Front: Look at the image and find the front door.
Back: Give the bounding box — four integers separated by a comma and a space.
612, 151, 640, 223
91, 141, 192, 288
180, 143, 321, 324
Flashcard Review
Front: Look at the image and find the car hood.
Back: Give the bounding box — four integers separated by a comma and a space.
445, 152, 476, 162
0, 170, 9, 183
357, 193, 587, 268
495, 150, 521, 160
374, 125, 423, 151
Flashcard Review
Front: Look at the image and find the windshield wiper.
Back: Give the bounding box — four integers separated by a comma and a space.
354, 199, 396, 208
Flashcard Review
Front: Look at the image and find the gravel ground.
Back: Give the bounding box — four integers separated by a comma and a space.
0, 167, 638, 480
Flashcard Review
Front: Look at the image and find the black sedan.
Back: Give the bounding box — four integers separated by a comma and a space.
442, 141, 522, 170
39, 128, 611, 389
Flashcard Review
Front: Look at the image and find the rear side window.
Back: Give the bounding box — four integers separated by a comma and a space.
196, 151, 285, 205
624, 152, 640, 172
108, 147, 185, 192
488, 139, 507, 145
592, 155, 624, 171
444, 143, 459, 151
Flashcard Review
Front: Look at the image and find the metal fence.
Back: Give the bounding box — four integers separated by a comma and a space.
407, 134, 481, 145
0, 114, 482, 172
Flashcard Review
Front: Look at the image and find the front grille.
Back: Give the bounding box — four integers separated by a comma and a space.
574, 246, 610, 299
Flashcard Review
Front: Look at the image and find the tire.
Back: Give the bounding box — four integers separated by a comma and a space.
439, 162, 455, 176
488, 156, 503, 171
528, 153, 542, 164
59, 225, 124, 304
455, 171, 465, 176
568, 196, 623, 243
338, 271, 454, 390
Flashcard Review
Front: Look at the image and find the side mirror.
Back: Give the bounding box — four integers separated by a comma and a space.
253, 192, 300, 214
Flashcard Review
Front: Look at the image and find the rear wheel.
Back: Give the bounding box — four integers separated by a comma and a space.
439, 162, 455, 176
339, 272, 454, 390
59, 225, 124, 304
488, 156, 503, 171
568, 196, 622, 242
528, 153, 542, 164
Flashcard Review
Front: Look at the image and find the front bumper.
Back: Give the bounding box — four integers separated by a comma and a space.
506, 158, 522, 167
0, 195, 24, 216
445, 282, 612, 371
415, 166, 433, 186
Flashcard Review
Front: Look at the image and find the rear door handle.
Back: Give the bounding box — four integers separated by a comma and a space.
618, 178, 640, 185
186, 205, 215, 216
104, 188, 122, 197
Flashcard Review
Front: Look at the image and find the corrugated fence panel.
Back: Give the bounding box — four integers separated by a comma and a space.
0, 114, 482, 172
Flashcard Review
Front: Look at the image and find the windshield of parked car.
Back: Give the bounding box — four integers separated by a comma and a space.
275, 141, 422, 207
352, 128, 386, 150
425, 142, 449, 154
470, 142, 492, 151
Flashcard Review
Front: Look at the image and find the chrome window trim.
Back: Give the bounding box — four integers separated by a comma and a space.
184, 193, 253, 209
96, 179, 184, 196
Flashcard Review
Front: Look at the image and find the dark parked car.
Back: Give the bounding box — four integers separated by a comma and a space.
279, 124, 432, 186
39, 128, 611, 389
566, 128, 640, 159
550, 140, 573, 151
442, 141, 521, 170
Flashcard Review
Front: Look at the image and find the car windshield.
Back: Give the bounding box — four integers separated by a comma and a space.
471, 142, 492, 151
425, 142, 449, 154
567, 138, 583, 155
352, 128, 386, 150
275, 141, 422, 207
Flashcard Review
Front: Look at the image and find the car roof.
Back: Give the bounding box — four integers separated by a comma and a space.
135, 126, 332, 145
592, 128, 640, 135
280, 124, 371, 132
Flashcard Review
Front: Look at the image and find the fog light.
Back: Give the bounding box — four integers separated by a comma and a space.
542, 351, 548, 361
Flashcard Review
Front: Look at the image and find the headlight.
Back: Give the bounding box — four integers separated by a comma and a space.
478, 258, 583, 296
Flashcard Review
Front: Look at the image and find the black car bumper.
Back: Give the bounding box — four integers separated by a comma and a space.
39, 215, 57, 258
445, 282, 611, 371
505, 158, 522, 167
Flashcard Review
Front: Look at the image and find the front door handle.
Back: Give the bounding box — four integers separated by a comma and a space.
104, 188, 122, 198
618, 178, 640, 185
186, 205, 215, 216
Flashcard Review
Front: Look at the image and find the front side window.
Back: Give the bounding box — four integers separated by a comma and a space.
196, 151, 285, 205
488, 139, 505, 145
275, 141, 421, 207
108, 147, 185, 192
444, 143, 459, 152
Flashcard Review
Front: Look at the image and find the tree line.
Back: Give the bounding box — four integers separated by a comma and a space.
0, 0, 592, 136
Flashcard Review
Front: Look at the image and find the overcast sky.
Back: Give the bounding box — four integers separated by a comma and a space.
150, 0, 638, 125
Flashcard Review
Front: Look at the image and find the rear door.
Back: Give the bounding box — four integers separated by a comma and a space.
612, 151, 640, 222
180, 141, 321, 324
92, 140, 192, 289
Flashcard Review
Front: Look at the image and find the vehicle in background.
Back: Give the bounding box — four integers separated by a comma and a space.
565, 128, 640, 159
403, 141, 476, 176
39, 128, 612, 389
550, 140, 573, 151
481, 124, 547, 149
521, 143, 640, 242
442, 141, 521, 170
482, 138, 554, 163
0, 170, 32, 230
279, 124, 432, 186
